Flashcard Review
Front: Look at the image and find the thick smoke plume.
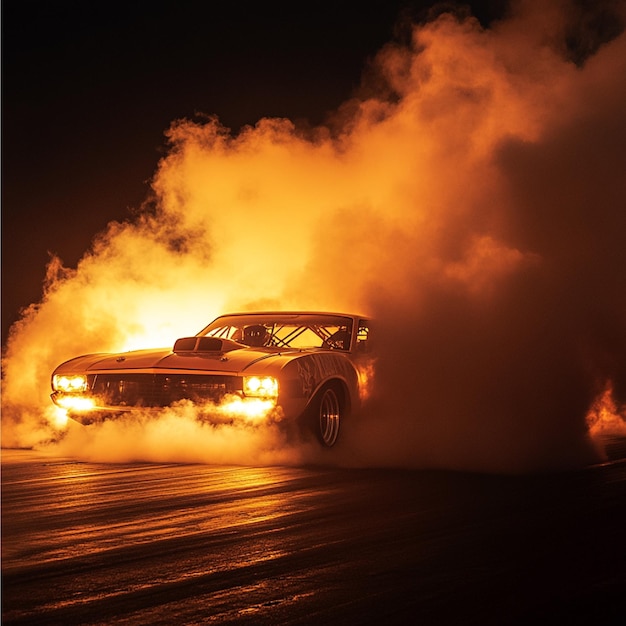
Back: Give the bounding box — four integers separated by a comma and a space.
2, 0, 625, 472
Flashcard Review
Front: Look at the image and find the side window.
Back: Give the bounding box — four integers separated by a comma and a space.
356, 319, 370, 352
326, 324, 352, 350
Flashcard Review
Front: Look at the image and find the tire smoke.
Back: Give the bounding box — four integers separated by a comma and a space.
2, 1, 625, 472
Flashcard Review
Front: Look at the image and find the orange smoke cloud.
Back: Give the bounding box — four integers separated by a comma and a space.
2, 0, 625, 471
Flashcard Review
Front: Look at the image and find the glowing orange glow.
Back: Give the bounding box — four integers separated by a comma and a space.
216, 397, 276, 420
47, 406, 70, 429
55, 396, 97, 412
586, 382, 626, 436
357, 360, 376, 402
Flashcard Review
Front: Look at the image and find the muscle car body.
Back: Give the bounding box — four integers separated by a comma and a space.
50, 312, 372, 447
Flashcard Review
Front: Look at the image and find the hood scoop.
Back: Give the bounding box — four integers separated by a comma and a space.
173, 336, 242, 354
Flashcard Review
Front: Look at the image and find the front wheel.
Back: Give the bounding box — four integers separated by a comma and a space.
313, 385, 342, 447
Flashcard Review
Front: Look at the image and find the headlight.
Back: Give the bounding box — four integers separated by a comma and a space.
243, 376, 278, 398
52, 374, 88, 393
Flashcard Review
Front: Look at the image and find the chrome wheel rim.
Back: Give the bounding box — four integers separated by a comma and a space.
319, 388, 340, 447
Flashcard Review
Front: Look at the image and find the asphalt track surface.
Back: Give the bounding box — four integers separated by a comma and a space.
2, 436, 626, 625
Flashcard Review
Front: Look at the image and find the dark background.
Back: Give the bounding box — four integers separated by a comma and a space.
2, 1, 506, 346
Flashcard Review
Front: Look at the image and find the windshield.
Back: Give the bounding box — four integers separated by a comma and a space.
199, 313, 354, 350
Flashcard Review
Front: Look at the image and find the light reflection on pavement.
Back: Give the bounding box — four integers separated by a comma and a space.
2, 437, 626, 625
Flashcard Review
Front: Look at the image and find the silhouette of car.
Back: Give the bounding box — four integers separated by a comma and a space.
50, 311, 372, 447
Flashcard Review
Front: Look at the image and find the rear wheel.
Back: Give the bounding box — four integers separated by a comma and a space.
313, 385, 342, 447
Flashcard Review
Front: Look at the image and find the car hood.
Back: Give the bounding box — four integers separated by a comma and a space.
55, 346, 297, 375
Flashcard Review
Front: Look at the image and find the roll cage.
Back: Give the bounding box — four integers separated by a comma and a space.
199, 313, 369, 352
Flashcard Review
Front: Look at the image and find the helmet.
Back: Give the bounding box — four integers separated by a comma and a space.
243, 324, 269, 347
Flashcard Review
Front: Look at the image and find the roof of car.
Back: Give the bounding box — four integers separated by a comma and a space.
215, 311, 369, 319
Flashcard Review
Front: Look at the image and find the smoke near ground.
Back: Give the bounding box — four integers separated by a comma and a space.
2, 0, 625, 472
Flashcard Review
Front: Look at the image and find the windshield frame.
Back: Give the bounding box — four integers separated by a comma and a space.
198, 313, 356, 351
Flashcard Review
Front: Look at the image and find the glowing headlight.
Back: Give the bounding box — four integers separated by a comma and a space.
243, 376, 278, 398
52, 374, 88, 393
55, 396, 96, 411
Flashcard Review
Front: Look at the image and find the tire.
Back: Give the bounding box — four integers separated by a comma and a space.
312, 384, 342, 447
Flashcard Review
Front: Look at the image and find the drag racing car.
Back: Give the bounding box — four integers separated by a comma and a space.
50, 311, 372, 447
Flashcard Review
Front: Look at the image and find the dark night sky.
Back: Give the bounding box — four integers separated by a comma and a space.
2, 1, 506, 345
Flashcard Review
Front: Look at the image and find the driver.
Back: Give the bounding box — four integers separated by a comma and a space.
243, 324, 270, 347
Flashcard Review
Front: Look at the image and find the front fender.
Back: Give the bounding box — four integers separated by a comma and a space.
281, 353, 359, 415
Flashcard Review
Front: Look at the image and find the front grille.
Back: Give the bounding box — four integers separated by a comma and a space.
90, 373, 241, 408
